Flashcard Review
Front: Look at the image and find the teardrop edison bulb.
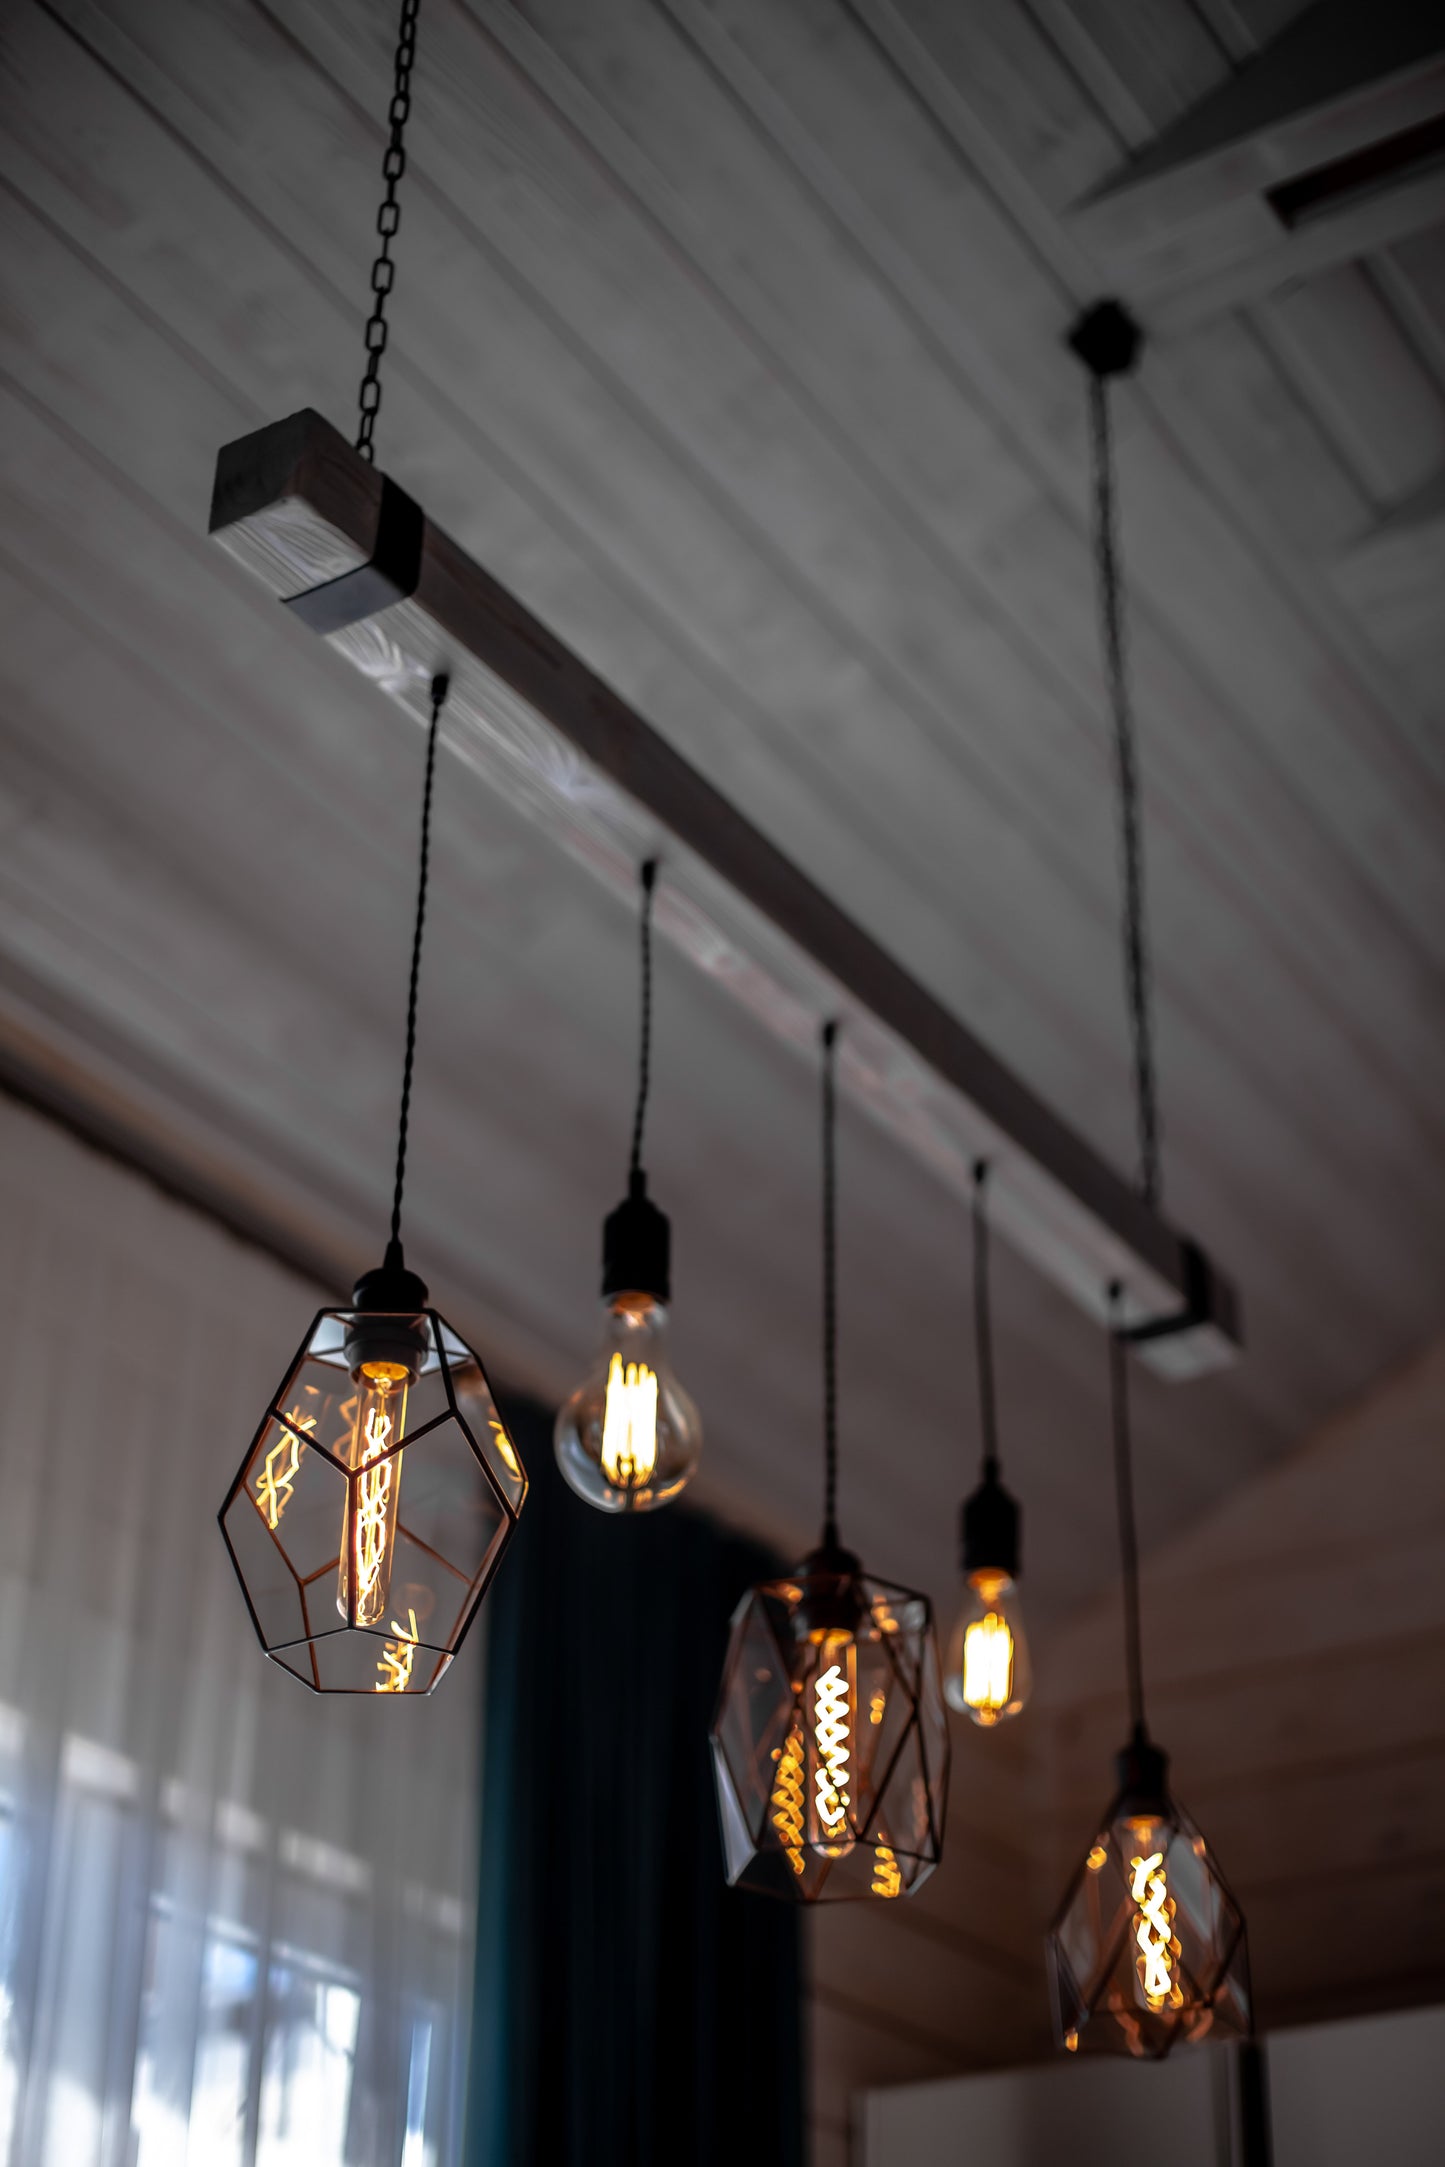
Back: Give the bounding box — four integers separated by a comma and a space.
944, 1567, 1031, 1726
554, 1288, 701, 1512
943, 1465, 1030, 1726
554, 1172, 701, 1512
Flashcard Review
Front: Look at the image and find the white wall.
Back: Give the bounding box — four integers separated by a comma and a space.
862, 2003, 1445, 2167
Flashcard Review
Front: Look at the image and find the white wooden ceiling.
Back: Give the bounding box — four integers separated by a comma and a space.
1, 0, 1443, 1636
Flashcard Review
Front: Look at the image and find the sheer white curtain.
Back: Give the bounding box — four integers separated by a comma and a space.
0, 1097, 481, 2167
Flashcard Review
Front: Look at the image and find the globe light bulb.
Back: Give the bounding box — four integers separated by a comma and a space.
944, 1567, 1031, 1725
555, 1290, 701, 1512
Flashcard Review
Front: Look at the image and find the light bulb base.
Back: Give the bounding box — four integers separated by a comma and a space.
794, 1541, 866, 1635
1113, 1728, 1170, 1820
346, 1245, 431, 1381
961, 1466, 1021, 1581
601, 1171, 671, 1303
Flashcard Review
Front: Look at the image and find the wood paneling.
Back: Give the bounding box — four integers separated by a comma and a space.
0, 1, 1442, 2144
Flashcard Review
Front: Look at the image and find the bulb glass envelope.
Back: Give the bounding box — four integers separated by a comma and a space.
1048, 1781, 1250, 2058
220, 1306, 526, 1694
711, 1559, 949, 1902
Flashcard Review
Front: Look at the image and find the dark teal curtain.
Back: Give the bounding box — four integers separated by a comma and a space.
465, 1395, 804, 2167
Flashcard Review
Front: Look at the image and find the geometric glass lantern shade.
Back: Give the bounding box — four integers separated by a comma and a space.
219, 1298, 526, 1695
710, 1545, 949, 1902
1047, 1737, 1251, 2059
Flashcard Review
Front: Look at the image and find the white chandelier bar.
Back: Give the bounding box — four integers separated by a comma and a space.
210, 410, 1239, 1379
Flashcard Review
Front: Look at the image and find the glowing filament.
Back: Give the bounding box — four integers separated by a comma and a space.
770, 1725, 807, 1875
1129, 1851, 1181, 2011
337, 1370, 407, 1628
961, 1610, 1014, 1721
599, 1353, 658, 1490
376, 1607, 420, 1694
255, 1407, 314, 1528
812, 1658, 853, 1854
872, 1844, 901, 1898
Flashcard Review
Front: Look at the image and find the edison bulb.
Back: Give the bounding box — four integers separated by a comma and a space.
1116, 1813, 1184, 2014
804, 1629, 857, 1857
944, 1568, 1031, 1725
337, 1359, 409, 1627
554, 1291, 701, 1511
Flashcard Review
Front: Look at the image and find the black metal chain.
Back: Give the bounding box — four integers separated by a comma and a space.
356, 0, 422, 465
821, 1019, 840, 1548
389, 673, 448, 1256
627, 860, 659, 1182
1107, 1281, 1147, 1735
1088, 373, 1162, 1210
972, 1160, 1000, 1478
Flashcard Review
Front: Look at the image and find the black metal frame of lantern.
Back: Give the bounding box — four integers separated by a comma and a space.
710, 1023, 949, 1902
217, 674, 526, 1694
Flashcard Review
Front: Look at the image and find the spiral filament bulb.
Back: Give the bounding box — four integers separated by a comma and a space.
872, 1844, 902, 1898
808, 1636, 856, 1858
599, 1353, 659, 1490
770, 1725, 807, 1876
1129, 1849, 1182, 2011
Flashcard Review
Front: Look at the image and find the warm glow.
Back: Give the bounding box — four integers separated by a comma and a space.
599, 1352, 659, 1489
375, 1607, 420, 1693
1129, 1850, 1181, 2011
872, 1844, 902, 1898
809, 1634, 856, 1858
961, 1609, 1015, 1720
254, 1406, 314, 1528
1086, 1843, 1108, 1872
770, 1725, 807, 1875
337, 1365, 408, 1628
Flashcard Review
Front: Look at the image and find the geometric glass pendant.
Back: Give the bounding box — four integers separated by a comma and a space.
711, 1549, 948, 1901
1049, 298, 1251, 2052
1048, 1729, 1251, 2058
219, 1263, 526, 1695
710, 1020, 948, 1901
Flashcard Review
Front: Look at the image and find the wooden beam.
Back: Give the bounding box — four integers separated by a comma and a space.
209, 409, 1240, 1376
1071, 0, 1445, 323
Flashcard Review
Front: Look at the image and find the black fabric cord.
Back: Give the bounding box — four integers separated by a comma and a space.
627, 860, 659, 1182
821, 1020, 839, 1548
1088, 371, 1163, 1210
1108, 1282, 1147, 1735
972, 1160, 1000, 1479
388, 672, 448, 1256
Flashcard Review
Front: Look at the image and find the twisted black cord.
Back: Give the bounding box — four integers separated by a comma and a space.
388, 673, 448, 1256
627, 860, 659, 1182
1089, 373, 1162, 1210
1108, 1282, 1147, 1736
356, 0, 422, 464
821, 1019, 840, 1548
972, 1160, 1000, 1478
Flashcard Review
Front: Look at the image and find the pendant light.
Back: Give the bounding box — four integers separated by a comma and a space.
943, 1162, 1031, 1726
218, 675, 526, 1693
1045, 301, 1249, 2048
711, 1023, 949, 1900
555, 859, 702, 1511
1046, 1300, 1250, 2055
